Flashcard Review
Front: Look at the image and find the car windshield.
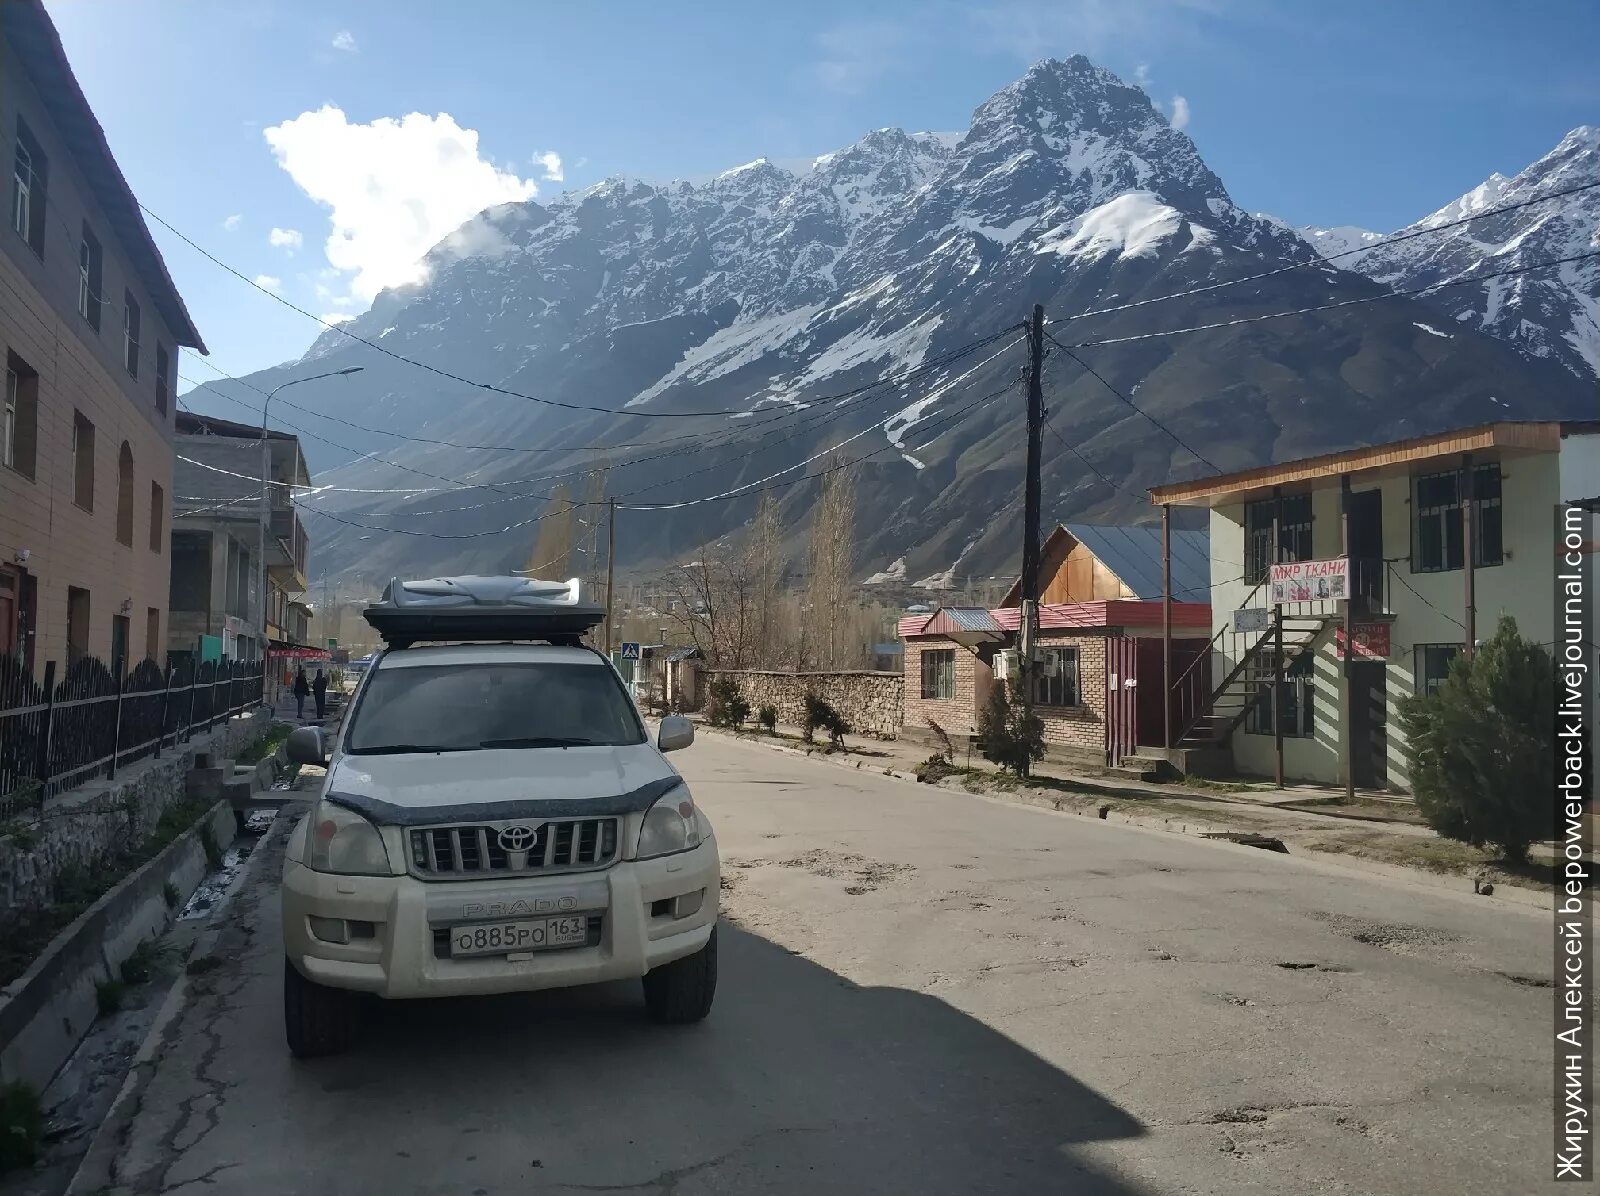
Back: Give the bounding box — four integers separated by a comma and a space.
345, 662, 645, 754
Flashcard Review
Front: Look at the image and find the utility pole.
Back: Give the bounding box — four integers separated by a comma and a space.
604, 497, 617, 657
1019, 303, 1045, 776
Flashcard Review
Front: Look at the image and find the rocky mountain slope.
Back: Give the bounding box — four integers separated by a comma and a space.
1296, 126, 1600, 381
184, 58, 1594, 587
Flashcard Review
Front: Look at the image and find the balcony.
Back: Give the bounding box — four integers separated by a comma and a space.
268, 509, 309, 592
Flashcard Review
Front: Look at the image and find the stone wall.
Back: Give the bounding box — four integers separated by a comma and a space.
705, 670, 904, 739
0, 710, 272, 922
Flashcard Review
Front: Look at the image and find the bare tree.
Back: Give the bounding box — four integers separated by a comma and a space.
528, 484, 576, 577
804, 462, 856, 668
746, 490, 786, 667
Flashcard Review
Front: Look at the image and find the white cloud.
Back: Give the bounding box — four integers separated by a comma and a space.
533, 151, 564, 182
1170, 94, 1191, 129
1133, 63, 1153, 89
269, 227, 304, 251
331, 30, 357, 52
811, 19, 908, 95
223, 213, 243, 232
263, 105, 539, 301
320, 312, 355, 325
253, 274, 282, 291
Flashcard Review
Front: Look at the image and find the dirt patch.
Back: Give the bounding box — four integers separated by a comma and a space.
1497, 972, 1552, 989
1311, 912, 1459, 956
1275, 961, 1354, 973
778, 849, 914, 893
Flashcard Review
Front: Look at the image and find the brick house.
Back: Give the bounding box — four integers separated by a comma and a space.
900, 524, 1212, 768
0, 0, 206, 671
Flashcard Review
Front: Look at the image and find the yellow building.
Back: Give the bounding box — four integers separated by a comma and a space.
1152, 421, 1600, 792
0, 0, 206, 673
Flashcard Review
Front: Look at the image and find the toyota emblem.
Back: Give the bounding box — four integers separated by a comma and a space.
498, 824, 537, 852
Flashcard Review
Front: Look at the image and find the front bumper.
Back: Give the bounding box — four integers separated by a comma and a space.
282, 837, 719, 999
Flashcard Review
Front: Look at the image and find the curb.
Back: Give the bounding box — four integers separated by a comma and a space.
63, 807, 290, 1196
0, 799, 236, 1095
699, 725, 1550, 914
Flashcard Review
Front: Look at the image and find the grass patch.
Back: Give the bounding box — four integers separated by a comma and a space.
95, 977, 125, 1016
119, 937, 172, 986
0, 1080, 43, 1175
1178, 776, 1259, 794
0, 794, 222, 988
236, 724, 291, 764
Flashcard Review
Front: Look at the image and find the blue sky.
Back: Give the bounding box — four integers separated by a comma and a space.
42, 0, 1599, 390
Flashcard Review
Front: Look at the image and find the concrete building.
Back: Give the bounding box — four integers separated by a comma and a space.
0, 0, 205, 672
1151, 420, 1600, 792
168, 412, 310, 665
899, 523, 1213, 770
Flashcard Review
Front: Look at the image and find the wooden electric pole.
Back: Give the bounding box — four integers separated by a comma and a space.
604, 497, 617, 657
1019, 303, 1045, 776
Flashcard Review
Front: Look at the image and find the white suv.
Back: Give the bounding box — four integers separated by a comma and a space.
279, 577, 718, 1057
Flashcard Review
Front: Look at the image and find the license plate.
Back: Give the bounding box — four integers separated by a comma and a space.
450, 916, 588, 957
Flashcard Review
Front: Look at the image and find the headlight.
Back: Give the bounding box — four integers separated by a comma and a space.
636, 783, 703, 860
305, 802, 392, 876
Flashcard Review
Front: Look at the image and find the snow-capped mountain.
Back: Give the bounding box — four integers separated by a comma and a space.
1294, 128, 1600, 380
186, 58, 1593, 586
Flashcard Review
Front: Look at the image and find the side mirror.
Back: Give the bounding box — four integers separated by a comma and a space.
657, 714, 694, 754
285, 725, 327, 766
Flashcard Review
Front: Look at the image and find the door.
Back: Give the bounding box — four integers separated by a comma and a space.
1105, 637, 1138, 765
1347, 489, 1383, 614
1348, 661, 1388, 790
66, 587, 90, 666
0, 565, 16, 659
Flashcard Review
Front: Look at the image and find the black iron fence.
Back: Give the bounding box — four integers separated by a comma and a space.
0, 653, 265, 819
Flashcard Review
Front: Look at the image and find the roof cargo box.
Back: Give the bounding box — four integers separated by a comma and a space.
363, 575, 605, 647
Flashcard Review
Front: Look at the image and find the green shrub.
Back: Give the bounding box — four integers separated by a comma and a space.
0, 1080, 43, 1174
926, 718, 955, 764
705, 677, 750, 729
199, 824, 223, 871
757, 705, 778, 734
802, 694, 850, 749
96, 977, 126, 1017
915, 754, 957, 784
1396, 616, 1554, 865
976, 679, 1044, 775
120, 938, 165, 986
163, 881, 181, 909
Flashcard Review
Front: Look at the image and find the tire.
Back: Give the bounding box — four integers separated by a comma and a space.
642, 926, 718, 1025
283, 957, 360, 1058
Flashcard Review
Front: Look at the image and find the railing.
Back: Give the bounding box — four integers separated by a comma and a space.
0, 653, 265, 819
1168, 578, 1271, 744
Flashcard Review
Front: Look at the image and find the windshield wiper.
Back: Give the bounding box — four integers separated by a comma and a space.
347, 743, 473, 755
478, 736, 598, 749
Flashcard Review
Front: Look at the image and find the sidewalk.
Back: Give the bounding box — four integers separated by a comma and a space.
693, 717, 1557, 907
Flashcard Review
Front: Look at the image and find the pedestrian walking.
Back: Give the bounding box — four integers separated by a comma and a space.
293, 666, 310, 720
313, 667, 329, 720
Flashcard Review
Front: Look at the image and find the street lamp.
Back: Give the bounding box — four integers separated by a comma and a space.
257, 367, 363, 688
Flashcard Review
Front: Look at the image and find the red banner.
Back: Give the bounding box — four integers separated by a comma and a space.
267, 645, 331, 659
1336, 623, 1391, 660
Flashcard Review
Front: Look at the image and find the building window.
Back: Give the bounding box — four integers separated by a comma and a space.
1413, 465, 1502, 573
155, 343, 170, 415
11, 119, 46, 255
1245, 493, 1314, 583
150, 480, 165, 552
1244, 654, 1315, 737
3, 353, 39, 478
66, 586, 90, 666
1413, 644, 1462, 696
920, 648, 955, 700
123, 292, 141, 377
1034, 645, 1081, 707
116, 442, 134, 546
72, 411, 96, 510
79, 224, 103, 330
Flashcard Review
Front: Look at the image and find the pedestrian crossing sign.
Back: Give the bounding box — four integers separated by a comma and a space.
621, 642, 641, 659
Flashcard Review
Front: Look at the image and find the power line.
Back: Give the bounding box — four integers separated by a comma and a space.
144, 198, 1025, 423
1043, 332, 1222, 473
1052, 248, 1600, 349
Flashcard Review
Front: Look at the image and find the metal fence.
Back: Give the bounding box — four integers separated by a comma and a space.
0, 653, 265, 819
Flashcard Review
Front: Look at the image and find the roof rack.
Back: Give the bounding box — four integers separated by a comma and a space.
363, 575, 605, 648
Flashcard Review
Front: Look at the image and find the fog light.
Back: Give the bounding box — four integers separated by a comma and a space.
349, 920, 378, 940
308, 915, 349, 944
673, 889, 705, 919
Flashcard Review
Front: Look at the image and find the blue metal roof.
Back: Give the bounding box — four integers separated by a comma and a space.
1062, 524, 1211, 602
942, 607, 1004, 632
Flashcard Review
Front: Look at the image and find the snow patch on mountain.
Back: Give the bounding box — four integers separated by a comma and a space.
1035, 191, 1184, 261
626, 304, 824, 409
1299, 224, 1384, 263
864, 557, 908, 584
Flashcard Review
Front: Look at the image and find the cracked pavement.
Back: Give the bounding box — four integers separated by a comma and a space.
81, 735, 1557, 1194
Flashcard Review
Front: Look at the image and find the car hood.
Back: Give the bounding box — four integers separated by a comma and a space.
323, 742, 682, 826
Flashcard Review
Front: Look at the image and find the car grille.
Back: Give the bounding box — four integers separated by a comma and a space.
408, 818, 619, 879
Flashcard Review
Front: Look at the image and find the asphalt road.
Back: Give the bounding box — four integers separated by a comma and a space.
84, 734, 1559, 1195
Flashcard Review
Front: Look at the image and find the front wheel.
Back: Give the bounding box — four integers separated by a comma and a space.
642, 926, 718, 1024
283, 957, 360, 1058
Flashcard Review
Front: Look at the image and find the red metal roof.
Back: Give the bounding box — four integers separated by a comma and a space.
903, 600, 1209, 638
897, 615, 932, 638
